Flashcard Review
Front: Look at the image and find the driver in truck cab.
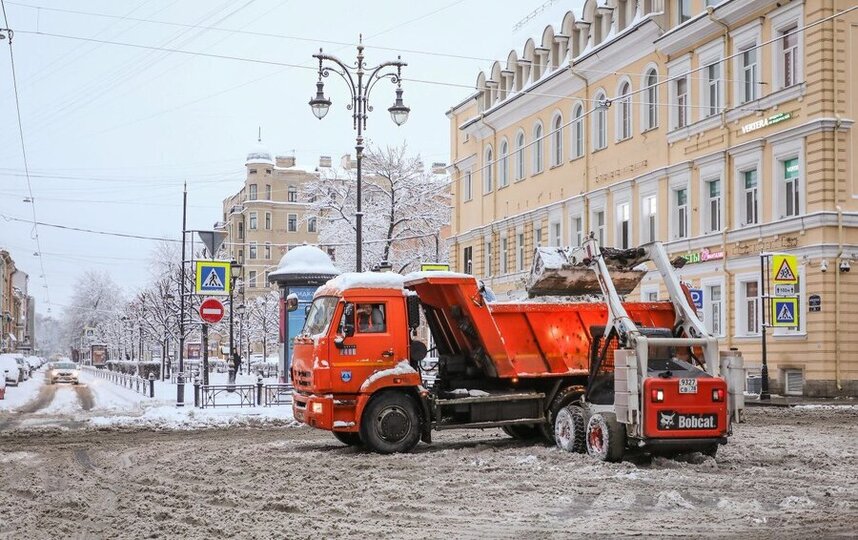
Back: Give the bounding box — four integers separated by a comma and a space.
357, 304, 385, 333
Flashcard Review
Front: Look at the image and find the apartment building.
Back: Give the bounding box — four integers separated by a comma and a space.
0, 249, 34, 353
446, 0, 857, 396
218, 144, 336, 298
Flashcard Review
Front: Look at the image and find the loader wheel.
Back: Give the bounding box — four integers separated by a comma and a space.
502, 425, 542, 440
554, 405, 586, 453
360, 391, 421, 454
332, 431, 362, 446
586, 412, 626, 462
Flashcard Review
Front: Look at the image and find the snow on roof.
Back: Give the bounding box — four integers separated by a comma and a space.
269, 244, 340, 277
324, 272, 407, 292
245, 141, 274, 166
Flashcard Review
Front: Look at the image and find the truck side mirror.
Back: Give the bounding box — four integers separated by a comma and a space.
343, 323, 355, 338
286, 293, 299, 313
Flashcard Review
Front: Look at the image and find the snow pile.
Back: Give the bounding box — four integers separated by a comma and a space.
36, 387, 82, 415
360, 360, 417, 391
89, 404, 297, 431
448, 388, 490, 397
402, 270, 476, 283
270, 244, 340, 277
0, 375, 44, 411
326, 272, 406, 292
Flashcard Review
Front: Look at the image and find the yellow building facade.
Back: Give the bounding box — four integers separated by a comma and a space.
446, 0, 858, 396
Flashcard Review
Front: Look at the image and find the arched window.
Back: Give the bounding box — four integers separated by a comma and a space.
533, 122, 544, 173
551, 113, 563, 166
572, 104, 584, 158
618, 81, 632, 140
483, 146, 493, 193
594, 91, 607, 150
515, 130, 526, 180
499, 139, 509, 187
645, 69, 658, 130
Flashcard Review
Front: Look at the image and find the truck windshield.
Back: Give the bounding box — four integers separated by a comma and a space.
302, 297, 339, 336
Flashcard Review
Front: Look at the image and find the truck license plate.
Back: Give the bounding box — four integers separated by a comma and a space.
679, 378, 698, 394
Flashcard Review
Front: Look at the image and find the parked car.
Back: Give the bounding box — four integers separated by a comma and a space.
49, 361, 80, 385
0, 369, 6, 399
15, 356, 30, 380
0, 354, 22, 386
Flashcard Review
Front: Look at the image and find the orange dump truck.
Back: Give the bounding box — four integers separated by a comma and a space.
292, 241, 744, 459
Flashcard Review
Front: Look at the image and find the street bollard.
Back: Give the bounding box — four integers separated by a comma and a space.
194, 377, 200, 408
227, 367, 236, 393
256, 375, 263, 406
149, 373, 155, 398
176, 372, 185, 407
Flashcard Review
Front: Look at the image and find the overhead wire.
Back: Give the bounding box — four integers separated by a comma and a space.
1, 0, 51, 307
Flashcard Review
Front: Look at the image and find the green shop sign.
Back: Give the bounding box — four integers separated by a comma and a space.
679, 247, 725, 264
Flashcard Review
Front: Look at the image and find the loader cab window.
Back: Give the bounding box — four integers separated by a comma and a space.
302, 297, 338, 336
356, 303, 386, 333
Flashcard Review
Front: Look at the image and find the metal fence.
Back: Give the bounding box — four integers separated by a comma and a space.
81, 366, 155, 398
193, 377, 294, 408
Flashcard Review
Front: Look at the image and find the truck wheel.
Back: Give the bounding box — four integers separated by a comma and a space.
332, 431, 362, 446
554, 405, 586, 453
585, 412, 626, 462
502, 425, 541, 440
359, 391, 421, 454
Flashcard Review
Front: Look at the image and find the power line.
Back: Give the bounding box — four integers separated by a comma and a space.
1, 0, 51, 307
0, 213, 181, 243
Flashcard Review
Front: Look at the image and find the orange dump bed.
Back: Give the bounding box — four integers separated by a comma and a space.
405, 274, 676, 380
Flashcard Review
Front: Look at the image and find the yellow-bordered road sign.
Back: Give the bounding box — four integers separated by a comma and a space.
771, 254, 798, 285
771, 297, 799, 327
420, 263, 450, 272
195, 260, 231, 295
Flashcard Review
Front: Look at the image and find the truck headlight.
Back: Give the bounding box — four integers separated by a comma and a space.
311, 402, 323, 414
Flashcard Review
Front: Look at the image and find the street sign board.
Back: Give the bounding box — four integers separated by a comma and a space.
421, 263, 450, 272
199, 297, 225, 324
197, 231, 228, 258
771, 297, 799, 327
195, 260, 231, 295
771, 254, 798, 285
688, 288, 703, 309
774, 284, 795, 296
809, 294, 821, 312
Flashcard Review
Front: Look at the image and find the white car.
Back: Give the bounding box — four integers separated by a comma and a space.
0, 354, 22, 386
49, 361, 80, 385
0, 370, 6, 399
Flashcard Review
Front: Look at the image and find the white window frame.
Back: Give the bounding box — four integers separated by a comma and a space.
677, 0, 692, 24
264, 242, 271, 260
735, 273, 761, 337
249, 212, 258, 230
640, 65, 659, 131
615, 78, 633, 141
593, 90, 608, 150
550, 112, 563, 166
696, 40, 724, 120
483, 145, 494, 193
640, 191, 658, 243
249, 241, 258, 260
516, 230, 525, 272
771, 138, 804, 220
641, 284, 660, 302
674, 187, 689, 239
308, 217, 317, 233
287, 185, 297, 202
463, 170, 473, 202
265, 212, 272, 230
667, 55, 691, 131
499, 138, 510, 188
701, 277, 725, 337
731, 144, 763, 227
249, 270, 257, 289
287, 213, 298, 232
533, 122, 544, 173
484, 236, 493, 277
571, 103, 584, 159
614, 191, 631, 249
590, 196, 606, 247
770, 2, 804, 91
732, 20, 762, 107
549, 219, 562, 247
698, 158, 724, 234
668, 171, 690, 240
515, 130, 526, 180
500, 234, 509, 274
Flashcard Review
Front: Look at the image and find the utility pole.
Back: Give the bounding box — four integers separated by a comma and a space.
177, 183, 187, 406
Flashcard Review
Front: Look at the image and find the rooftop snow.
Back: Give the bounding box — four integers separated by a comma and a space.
269, 245, 340, 277
324, 272, 407, 292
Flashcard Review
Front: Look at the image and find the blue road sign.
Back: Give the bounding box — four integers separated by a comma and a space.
772, 297, 798, 327
195, 260, 231, 295
689, 288, 703, 309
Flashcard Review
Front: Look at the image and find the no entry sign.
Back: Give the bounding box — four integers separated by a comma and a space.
199, 297, 225, 324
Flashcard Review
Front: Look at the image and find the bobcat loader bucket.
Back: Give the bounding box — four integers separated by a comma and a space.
526, 246, 648, 297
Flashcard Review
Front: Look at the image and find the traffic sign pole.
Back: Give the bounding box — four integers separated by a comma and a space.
202, 323, 209, 386
760, 253, 770, 401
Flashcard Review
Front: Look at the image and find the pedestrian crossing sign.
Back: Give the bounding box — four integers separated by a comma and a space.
771, 297, 798, 327
195, 260, 231, 296
772, 254, 798, 284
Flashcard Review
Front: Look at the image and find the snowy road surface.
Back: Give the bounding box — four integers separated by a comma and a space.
1, 406, 857, 538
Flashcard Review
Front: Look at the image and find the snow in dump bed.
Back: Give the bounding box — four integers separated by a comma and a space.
360, 360, 417, 391
402, 270, 478, 284
269, 244, 340, 277
325, 272, 407, 292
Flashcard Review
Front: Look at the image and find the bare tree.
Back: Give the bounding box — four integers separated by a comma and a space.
61, 270, 125, 356
246, 291, 279, 359
305, 143, 450, 273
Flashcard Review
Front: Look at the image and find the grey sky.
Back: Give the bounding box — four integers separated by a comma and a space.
0, 0, 581, 312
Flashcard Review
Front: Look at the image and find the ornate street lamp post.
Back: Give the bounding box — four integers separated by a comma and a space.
309, 35, 409, 271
